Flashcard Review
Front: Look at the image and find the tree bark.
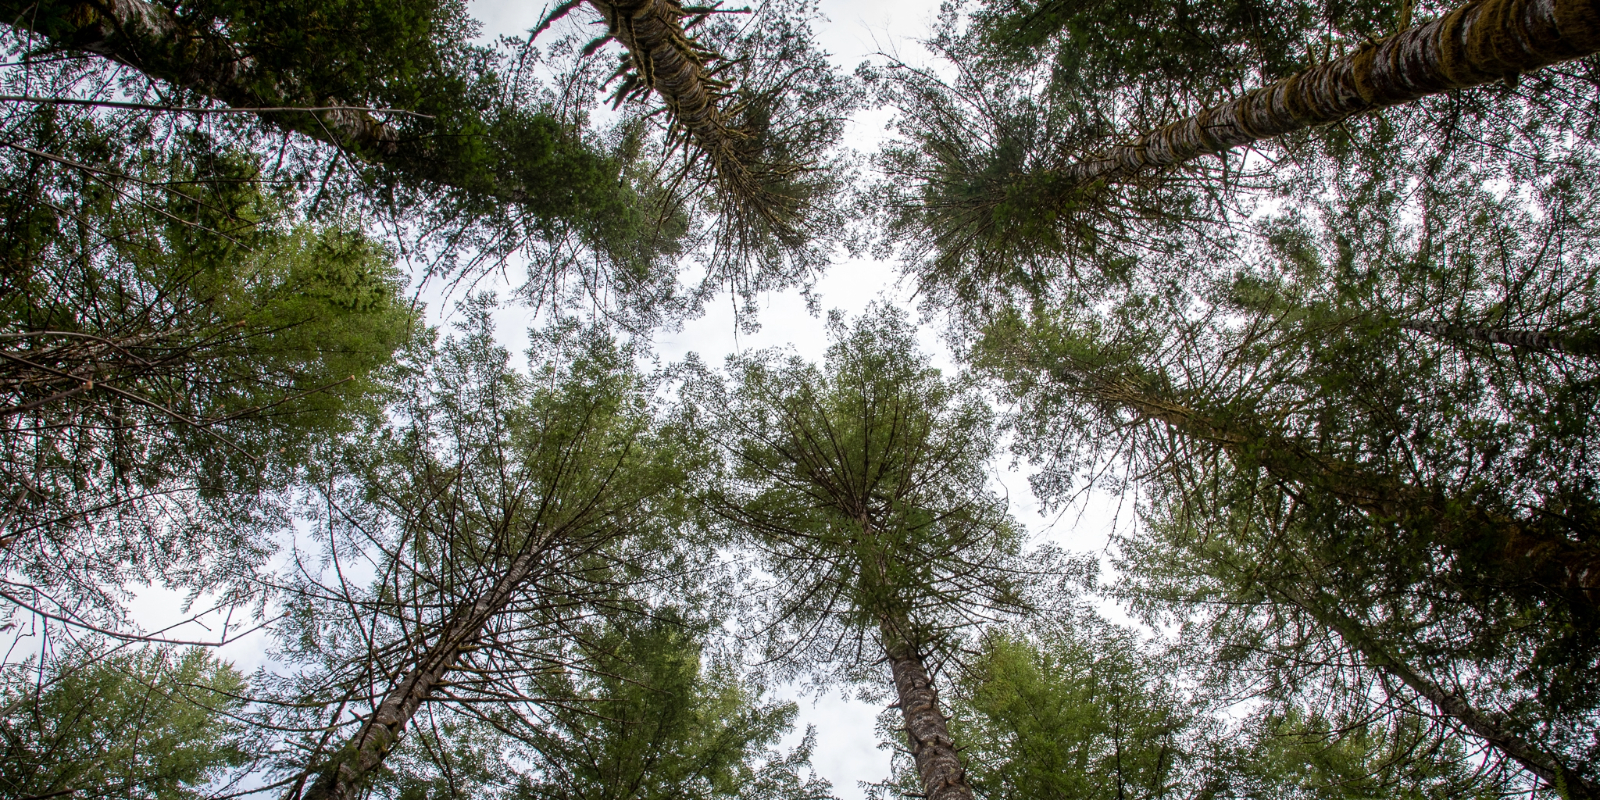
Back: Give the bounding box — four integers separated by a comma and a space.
1060, 0, 1600, 186
3, 0, 401, 160
0, 0, 622, 222
1274, 583, 1598, 799
878, 617, 974, 800
586, 0, 767, 215
1404, 321, 1600, 357
1073, 372, 1600, 606
301, 533, 557, 800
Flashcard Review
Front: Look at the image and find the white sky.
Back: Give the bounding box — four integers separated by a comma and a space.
93, 3, 1127, 796
468, 1, 1127, 793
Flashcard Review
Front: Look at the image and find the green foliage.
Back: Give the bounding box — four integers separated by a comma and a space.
0, 119, 417, 613
0, 645, 252, 799
693, 304, 1028, 675
509, 616, 833, 800
907, 607, 1506, 800
1219, 709, 1499, 800
947, 611, 1193, 800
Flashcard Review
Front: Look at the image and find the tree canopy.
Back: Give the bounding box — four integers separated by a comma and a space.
1, 0, 1598, 796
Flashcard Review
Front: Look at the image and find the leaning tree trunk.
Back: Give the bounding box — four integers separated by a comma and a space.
1404, 321, 1600, 358
1273, 582, 1598, 798
1062, 0, 1600, 186
877, 615, 973, 800
300, 535, 556, 800
1082, 375, 1600, 607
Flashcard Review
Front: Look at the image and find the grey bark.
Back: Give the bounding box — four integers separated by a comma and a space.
1275, 583, 1598, 799
300, 531, 558, 800
879, 617, 974, 800
1062, 0, 1600, 186
1405, 321, 1600, 357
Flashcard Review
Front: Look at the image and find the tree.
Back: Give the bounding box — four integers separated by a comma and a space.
972, 296, 1600, 791
0, 643, 253, 799
1021, 0, 1600, 187
690, 305, 1030, 800
262, 308, 703, 800
509, 614, 834, 800
873, 0, 1600, 315
2, 0, 857, 310
912, 605, 1506, 799
1, 0, 657, 258
0, 119, 417, 635
935, 607, 1198, 800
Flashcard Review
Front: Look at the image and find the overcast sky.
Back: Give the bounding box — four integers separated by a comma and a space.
469, 1, 1127, 792
467, 2, 957, 790
106, 3, 1125, 795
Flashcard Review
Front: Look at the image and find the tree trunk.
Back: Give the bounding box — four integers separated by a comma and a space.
1061, 0, 1600, 186
2, 0, 401, 161
1077, 372, 1600, 606
0, 0, 617, 221
1404, 321, 1600, 357
878, 616, 974, 800
301, 536, 556, 800
585, 0, 773, 218
1274, 583, 1598, 799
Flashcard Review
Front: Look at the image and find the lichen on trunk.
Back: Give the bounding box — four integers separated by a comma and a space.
879, 617, 974, 800
1061, 0, 1600, 186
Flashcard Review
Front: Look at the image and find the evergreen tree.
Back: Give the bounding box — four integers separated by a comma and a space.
873, 0, 1600, 318
689, 305, 1031, 800
1, 0, 857, 312
266, 307, 704, 800
0, 122, 417, 631
509, 614, 834, 800
973, 298, 1600, 793
0, 644, 253, 799
913, 606, 1504, 799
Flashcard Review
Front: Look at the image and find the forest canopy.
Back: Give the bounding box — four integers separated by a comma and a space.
1, 0, 1597, 797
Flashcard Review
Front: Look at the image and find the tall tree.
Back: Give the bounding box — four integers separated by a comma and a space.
689, 306, 1030, 800
913, 605, 1506, 799
0, 122, 417, 635
972, 292, 1600, 792
351, 613, 834, 800
1, 0, 857, 310
874, 0, 1600, 316
509, 614, 834, 800
264, 308, 702, 800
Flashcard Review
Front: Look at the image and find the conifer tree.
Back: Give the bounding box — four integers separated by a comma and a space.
973, 296, 1600, 794
1, 0, 856, 308
0, 123, 417, 633
0, 644, 253, 799
918, 606, 1508, 799
267, 309, 702, 800
689, 306, 1030, 800
875, 0, 1600, 312
510, 614, 834, 800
